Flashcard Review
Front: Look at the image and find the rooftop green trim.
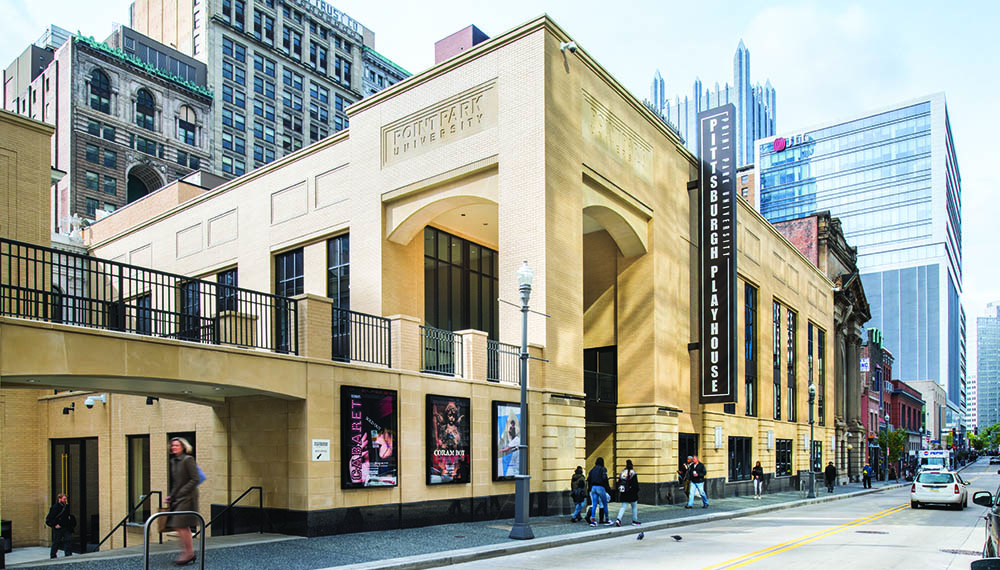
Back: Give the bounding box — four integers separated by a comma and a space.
74, 33, 214, 99
363, 45, 410, 77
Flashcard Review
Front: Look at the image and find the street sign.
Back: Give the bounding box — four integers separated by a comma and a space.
312, 439, 331, 461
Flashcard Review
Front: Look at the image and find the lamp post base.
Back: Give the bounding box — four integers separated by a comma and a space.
509, 476, 534, 540
807, 471, 816, 498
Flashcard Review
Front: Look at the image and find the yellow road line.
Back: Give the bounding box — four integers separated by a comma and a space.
697, 504, 909, 570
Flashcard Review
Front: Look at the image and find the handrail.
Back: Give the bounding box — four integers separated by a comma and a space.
144, 510, 205, 570
91, 491, 162, 552
193, 486, 263, 538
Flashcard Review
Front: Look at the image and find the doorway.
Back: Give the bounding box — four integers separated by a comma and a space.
50, 438, 99, 553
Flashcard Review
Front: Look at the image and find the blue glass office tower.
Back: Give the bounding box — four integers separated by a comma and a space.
754, 93, 965, 427
649, 69, 666, 115
659, 41, 776, 166
977, 304, 1000, 429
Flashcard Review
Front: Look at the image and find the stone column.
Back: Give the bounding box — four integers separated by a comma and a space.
388, 314, 421, 372
456, 329, 488, 381
292, 293, 332, 360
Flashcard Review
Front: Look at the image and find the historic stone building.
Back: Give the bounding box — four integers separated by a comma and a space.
2, 16, 839, 549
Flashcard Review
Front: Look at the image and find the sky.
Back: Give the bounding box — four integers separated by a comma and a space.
1, 0, 997, 370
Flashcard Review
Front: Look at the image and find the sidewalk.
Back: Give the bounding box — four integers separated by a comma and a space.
7, 478, 911, 570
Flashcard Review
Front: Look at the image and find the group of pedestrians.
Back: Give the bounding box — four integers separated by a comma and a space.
570, 457, 642, 527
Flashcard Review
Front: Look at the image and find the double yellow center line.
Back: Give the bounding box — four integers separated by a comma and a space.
698, 503, 909, 569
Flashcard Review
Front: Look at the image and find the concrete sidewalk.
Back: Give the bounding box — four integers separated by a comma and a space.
7, 477, 915, 570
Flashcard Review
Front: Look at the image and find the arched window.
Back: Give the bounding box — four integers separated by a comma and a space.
89, 69, 111, 113
136, 89, 155, 131
178, 105, 197, 146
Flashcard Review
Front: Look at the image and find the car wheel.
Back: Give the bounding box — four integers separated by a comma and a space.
911, 501, 918, 509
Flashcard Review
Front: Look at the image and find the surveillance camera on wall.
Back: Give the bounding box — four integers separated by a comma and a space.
560, 41, 578, 54
84, 394, 107, 409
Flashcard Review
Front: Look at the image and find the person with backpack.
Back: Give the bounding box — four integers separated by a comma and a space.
46, 493, 75, 559
166, 437, 200, 566
586, 457, 611, 527
615, 459, 641, 526
569, 466, 587, 522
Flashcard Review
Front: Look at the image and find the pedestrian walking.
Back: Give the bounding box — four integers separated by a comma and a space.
685, 455, 709, 509
45, 493, 75, 559
678, 456, 692, 498
165, 437, 200, 566
862, 462, 873, 489
586, 457, 611, 527
824, 461, 837, 493
888, 466, 897, 482
615, 459, 641, 526
751, 460, 765, 499
569, 465, 587, 522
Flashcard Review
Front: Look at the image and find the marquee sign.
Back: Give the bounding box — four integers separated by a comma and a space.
698, 104, 737, 404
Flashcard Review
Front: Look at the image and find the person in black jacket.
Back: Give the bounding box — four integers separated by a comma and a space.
685, 455, 709, 509
45, 493, 74, 559
751, 461, 765, 499
615, 459, 641, 526
586, 457, 611, 527
569, 466, 587, 522
824, 461, 838, 493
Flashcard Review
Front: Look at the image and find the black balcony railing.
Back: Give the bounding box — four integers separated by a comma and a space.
487, 339, 520, 385
584, 370, 617, 403
420, 325, 462, 376
331, 306, 391, 367
0, 237, 298, 354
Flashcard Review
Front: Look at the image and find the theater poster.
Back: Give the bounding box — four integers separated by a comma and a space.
426, 394, 471, 484
493, 401, 522, 481
341, 386, 398, 488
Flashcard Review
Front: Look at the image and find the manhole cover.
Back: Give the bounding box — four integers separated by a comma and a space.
940, 549, 981, 556
855, 530, 889, 534
454, 536, 465, 538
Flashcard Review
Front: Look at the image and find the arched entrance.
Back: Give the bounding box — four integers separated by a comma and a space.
126, 164, 164, 204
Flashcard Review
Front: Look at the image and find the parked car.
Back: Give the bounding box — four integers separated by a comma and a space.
989, 456, 1000, 465
972, 472, 1000, 558
910, 470, 968, 510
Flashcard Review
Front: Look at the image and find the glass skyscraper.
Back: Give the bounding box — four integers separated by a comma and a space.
657, 40, 776, 166
753, 93, 964, 426
977, 304, 1000, 429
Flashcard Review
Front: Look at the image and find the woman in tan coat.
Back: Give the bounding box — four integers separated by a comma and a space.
166, 437, 199, 565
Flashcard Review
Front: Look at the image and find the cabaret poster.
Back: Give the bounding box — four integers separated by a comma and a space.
426, 394, 471, 485
493, 401, 522, 481
341, 386, 398, 488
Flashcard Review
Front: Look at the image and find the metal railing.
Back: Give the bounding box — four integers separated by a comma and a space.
0, 237, 298, 355
92, 491, 162, 552
331, 306, 391, 367
194, 486, 263, 538
487, 339, 520, 385
584, 370, 618, 403
144, 510, 205, 570
420, 325, 462, 376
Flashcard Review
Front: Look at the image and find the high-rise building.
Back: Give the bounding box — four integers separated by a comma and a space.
658, 40, 776, 166
649, 69, 665, 115
977, 304, 1000, 429
129, 0, 406, 178
965, 373, 977, 429
2, 24, 213, 232
753, 93, 964, 428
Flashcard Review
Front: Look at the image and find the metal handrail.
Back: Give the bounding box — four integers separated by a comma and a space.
193, 486, 263, 538
487, 339, 520, 384
144, 510, 205, 570
91, 491, 163, 552
331, 306, 391, 367
420, 325, 463, 376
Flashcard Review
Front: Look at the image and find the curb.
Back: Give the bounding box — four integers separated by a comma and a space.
334, 484, 910, 570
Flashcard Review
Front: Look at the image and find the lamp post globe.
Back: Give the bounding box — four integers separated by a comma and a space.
807, 383, 816, 498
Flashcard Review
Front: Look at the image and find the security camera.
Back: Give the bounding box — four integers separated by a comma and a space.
85, 397, 95, 409
84, 394, 107, 408
560, 41, 578, 54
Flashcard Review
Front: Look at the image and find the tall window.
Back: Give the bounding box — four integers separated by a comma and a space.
818, 328, 826, 426
178, 106, 197, 146
787, 309, 797, 422
729, 437, 752, 482
328, 235, 350, 361
217, 268, 238, 312
136, 89, 155, 131
773, 301, 781, 420
90, 69, 111, 113
178, 280, 201, 341
423, 227, 498, 338
775, 438, 792, 476
745, 283, 757, 417
127, 435, 151, 523
275, 248, 303, 353
135, 294, 152, 335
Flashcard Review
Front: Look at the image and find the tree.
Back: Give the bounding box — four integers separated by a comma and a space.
877, 428, 907, 464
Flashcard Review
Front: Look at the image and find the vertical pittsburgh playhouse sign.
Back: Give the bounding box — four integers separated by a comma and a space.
698, 104, 737, 404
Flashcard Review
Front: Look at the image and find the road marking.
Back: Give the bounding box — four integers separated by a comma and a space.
697, 504, 909, 570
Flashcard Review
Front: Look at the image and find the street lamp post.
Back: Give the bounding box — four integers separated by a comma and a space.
883, 413, 890, 482
509, 261, 534, 540
807, 383, 816, 498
